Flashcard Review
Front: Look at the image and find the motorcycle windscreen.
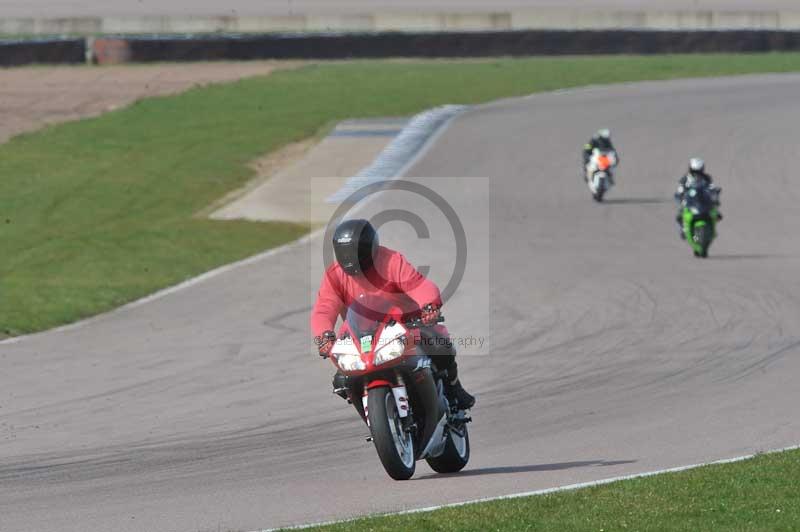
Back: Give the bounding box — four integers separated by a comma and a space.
685, 187, 713, 215
345, 295, 394, 340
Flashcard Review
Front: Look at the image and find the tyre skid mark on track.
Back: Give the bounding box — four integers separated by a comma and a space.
1, 414, 362, 486
724, 338, 800, 383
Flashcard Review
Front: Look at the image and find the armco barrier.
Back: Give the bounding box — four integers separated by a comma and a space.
4, 30, 800, 67
116, 29, 800, 62
0, 38, 86, 67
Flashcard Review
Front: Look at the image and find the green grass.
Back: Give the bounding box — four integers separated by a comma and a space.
4, 53, 800, 335
303, 448, 800, 532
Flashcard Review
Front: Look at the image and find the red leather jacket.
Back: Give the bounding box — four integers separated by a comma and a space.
311, 246, 442, 337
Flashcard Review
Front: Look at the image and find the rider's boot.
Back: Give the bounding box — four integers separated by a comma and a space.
582, 155, 590, 182
447, 378, 476, 410
443, 363, 475, 410
332, 371, 349, 401
676, 214, 686, 240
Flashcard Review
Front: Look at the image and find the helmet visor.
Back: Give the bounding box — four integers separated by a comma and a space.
334, 238, 361, 275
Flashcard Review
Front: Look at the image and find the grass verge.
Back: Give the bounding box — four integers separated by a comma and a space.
302, 448, 800, 532
3, 53, 800, 335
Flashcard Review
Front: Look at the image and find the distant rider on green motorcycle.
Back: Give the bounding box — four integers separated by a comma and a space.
675, 158, 722, 240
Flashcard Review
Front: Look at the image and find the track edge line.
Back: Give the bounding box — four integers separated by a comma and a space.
260, 443, 800, 532
1, 104, 467, 346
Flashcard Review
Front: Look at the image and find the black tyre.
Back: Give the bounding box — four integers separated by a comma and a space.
592, 178, 606, 202
426, 423, 470, 474
694, 224, 711, 258
367, 387, 415, 480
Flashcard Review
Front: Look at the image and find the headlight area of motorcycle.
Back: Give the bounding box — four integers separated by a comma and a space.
374, 338, 406, 366
336, 353, 366, 372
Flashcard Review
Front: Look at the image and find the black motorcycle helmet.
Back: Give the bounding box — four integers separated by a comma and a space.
332, 219, 379, 276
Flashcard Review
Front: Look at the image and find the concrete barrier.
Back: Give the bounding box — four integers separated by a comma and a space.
0, 38, 85, 67
105, 30, 800, 63
3, 9, 800, 36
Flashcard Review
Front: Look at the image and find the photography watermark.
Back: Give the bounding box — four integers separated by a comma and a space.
309, 176, 491, 356
330, 332, 487, 353
416, 333, 487, 352
323, 179, 467, 303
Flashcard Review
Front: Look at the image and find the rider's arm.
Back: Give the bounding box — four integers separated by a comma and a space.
708, 182, 722, 205
310, 267, 346, 338
675, 175, 687, 201
390, 251, 442, 311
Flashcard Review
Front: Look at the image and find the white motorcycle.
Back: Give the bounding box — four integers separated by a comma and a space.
584, 149, 617, 202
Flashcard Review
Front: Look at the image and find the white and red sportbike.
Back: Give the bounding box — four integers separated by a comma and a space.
327, 297, 471, 480
584, 148, 618, 202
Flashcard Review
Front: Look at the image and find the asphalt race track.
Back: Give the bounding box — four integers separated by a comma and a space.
2, 75, 800, 532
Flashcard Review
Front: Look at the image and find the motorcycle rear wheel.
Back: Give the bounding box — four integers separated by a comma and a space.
426, 423, 470, 474
368, 387, 416, 480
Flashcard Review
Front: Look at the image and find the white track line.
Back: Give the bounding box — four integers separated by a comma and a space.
0, 232, 315, 346
326, 105, 467, 203
259, 444, 800, 531
0, 105, 467, 347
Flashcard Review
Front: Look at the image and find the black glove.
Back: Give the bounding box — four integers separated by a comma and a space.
314, 331, 336, 358
420, 304, 441, 326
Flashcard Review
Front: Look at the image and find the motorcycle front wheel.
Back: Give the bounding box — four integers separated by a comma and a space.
368, 386, 415, 480
591, 178, 606, 202
693, 224, 711, 258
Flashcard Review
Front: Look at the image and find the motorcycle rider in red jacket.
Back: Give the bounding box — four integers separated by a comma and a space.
312, 219, 475, 410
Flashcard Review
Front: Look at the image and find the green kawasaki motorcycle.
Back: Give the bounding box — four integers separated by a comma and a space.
681, 185, 721, 258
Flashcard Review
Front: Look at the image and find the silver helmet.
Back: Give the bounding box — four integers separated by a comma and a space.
689, 157, 706, 173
